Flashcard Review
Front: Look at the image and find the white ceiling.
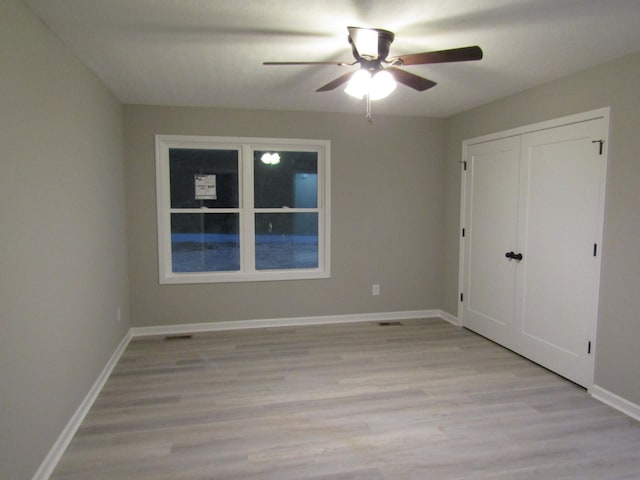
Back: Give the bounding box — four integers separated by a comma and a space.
25, 0, 640, 118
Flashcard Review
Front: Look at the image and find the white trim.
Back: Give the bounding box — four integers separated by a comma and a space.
438, 310, 461, 327
590, 385, 640, 422
32, 331, 133, 480
155, 135, 331, 285
457, 141, 468, 324
463, 107, 610, 147
130, 310, 456, 337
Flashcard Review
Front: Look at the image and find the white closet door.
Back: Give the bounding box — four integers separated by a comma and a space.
462, 137, 521, 347
516, 118, 605, 386
461, 113, 607, 388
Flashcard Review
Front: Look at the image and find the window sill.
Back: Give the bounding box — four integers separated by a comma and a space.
159, 269, 330, 285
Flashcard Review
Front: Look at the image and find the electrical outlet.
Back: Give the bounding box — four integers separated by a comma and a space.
372, 284, 380, 296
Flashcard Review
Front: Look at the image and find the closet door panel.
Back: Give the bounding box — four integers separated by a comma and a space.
517, 119, 604, 386
462, 137, 520, 346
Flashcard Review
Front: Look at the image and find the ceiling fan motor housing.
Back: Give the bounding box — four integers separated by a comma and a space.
347, 27, 395, 64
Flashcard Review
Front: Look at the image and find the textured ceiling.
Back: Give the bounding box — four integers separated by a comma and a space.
25, 0, 640, 118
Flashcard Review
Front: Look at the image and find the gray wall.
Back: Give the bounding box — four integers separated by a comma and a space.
4, 0, 640, 475
125, 106, 445, 327
0, 1, 130, 478
443, 52, 640, 405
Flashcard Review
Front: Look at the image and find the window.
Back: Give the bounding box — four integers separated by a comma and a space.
155, 135, 330, 283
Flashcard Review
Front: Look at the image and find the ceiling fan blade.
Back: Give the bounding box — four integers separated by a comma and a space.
264, 61, 354, 66
386, 67, 437, 91
316, 71, 357, 92
390, 46, 483, 66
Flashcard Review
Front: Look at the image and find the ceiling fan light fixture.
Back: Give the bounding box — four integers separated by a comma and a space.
344, 69, 372, 99
370, 70, 396, 100
345, 69, 396, 100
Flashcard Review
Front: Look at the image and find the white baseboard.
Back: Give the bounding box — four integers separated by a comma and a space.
32, 330, 133, 480
34, 309, 458, 479
130, 309, 458, 337
590, 384, 640, 422
438, 310, 461, 326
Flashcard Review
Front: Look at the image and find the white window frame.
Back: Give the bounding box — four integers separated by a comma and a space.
155, 135, 331, 284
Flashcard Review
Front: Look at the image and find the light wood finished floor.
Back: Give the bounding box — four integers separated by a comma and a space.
51, 318, 640, 479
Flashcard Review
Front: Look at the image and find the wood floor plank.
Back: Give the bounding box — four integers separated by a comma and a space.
50, 318, 640, 479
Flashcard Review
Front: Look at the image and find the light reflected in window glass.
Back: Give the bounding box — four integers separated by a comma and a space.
254, 151, 318, 208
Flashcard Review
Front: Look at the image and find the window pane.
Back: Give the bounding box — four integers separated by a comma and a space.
254, 151, 318, 208
255, 213, 318, 270
171, 213, 239, 272
169, 148, 239, 209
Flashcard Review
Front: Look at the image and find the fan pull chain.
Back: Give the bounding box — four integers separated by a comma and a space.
365, 92, 373, 123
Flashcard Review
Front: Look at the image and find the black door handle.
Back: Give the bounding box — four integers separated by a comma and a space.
505, 251, 515, 259
505, 251, 523, 261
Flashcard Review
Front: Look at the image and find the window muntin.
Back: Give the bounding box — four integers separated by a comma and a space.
156, 135, 330, 284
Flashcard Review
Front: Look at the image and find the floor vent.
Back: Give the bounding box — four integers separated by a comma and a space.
377, 322, 403, 326
164, 335, 193, 341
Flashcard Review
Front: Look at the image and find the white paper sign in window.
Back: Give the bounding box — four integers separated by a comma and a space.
194, 174, 217, 200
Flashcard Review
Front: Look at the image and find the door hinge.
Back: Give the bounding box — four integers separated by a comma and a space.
592, 139, 604, 155
462, 161, 468, 171
593, 243, 598, 257
460, 293, 464, 302
588, 341, 592, 354
462, 227, 466, 237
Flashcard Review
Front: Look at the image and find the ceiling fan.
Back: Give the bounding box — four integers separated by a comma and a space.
264, 26, 483, 119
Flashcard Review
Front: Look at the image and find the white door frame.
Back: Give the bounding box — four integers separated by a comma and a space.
458, 107, 609, 386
